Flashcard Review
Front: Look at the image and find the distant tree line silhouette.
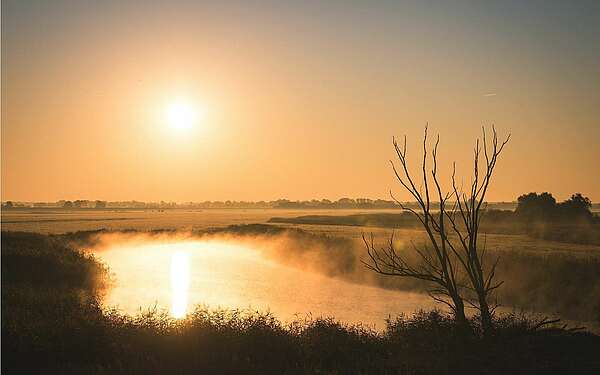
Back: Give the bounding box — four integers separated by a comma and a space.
57, 200, 107, 209
1, 194, 596, 214
0, 198, 411, 210
515, 192, 594, 222
1, 198, 523, 210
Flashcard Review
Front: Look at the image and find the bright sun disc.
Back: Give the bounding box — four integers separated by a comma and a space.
167, 101, 196, 131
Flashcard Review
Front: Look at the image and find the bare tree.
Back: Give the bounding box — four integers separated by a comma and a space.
363, 126, 510, 334
446, 127, 510, 334
363, 126, 467, 324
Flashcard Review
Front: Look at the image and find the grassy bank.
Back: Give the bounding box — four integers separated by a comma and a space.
2, 230, 600, 374
269, 211, 600, 245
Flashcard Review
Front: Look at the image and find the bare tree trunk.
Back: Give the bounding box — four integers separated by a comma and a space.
478, 292, 493, 334
450, 291, 467, 324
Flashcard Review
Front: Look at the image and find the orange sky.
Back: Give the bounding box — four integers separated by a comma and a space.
2, 1, 599, 202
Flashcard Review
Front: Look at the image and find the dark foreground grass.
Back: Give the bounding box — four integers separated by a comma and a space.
2, 231, 600, 374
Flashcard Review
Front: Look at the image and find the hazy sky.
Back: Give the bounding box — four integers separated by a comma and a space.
2, 0, 599, 202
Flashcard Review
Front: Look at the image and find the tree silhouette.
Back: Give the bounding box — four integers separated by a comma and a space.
363, 126, 510, 335
516, 192, 593, 222
515, 192, 557, 220
94, 200, 107, 209
558, 193, 593, 220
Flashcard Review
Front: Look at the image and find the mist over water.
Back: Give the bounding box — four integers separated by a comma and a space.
93, 237, 434, 327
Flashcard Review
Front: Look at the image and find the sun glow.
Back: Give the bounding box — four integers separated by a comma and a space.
166, 101, 198, 131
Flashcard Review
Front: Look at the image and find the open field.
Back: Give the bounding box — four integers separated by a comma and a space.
4, 208, 600, 256
1, 208, 400, 233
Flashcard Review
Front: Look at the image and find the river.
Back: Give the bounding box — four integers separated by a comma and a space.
94, 239, 435, 328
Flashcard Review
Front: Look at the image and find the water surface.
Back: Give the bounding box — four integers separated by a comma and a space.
95, 240, 435, 327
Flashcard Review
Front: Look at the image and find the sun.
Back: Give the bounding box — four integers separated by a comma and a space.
166, 101, 197, 131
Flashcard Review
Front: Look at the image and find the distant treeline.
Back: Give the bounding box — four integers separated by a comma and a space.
2, 193, 598, 212
2, 198, 406, 209
2, 198, 519, 210
515, 192, 595, 221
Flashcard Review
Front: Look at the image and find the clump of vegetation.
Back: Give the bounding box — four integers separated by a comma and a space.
514, 192, 600, 244
3, 230, 600, 374
1, 231, 108, 289
2, 232, 110, 372
515, 192, 594, 222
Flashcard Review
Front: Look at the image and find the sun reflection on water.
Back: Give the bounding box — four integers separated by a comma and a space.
170, 251, 190, 318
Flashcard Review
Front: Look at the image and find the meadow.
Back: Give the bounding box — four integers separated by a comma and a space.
0, 208, 376, 233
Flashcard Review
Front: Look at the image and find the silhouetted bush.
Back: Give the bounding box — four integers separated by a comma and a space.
516, 192, 594, 222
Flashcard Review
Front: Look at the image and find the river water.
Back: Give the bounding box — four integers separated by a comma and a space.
94, 239, 435, 328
